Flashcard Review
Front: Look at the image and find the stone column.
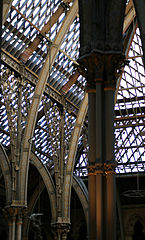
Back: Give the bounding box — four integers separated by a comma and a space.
95, 79, 104, 240
95, 163, 104, 240
6, 206, 26, 240
87, 89, 96, 240
62, 228, 69, 240
87, 166, 96, 240
8, 208, 17, 240
78, 52, 124, 240
105, 164, 116, 240
16, 209, 23, 240
21, 208, 28, 240
51, 222, 70, 240
8, 219, 12, 240
104, 55, 118, 240
12, 215, 16, 240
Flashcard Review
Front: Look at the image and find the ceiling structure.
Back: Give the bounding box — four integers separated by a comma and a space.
1, 0, 145, 178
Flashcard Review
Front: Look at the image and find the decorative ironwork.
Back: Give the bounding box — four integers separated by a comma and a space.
1, 0, 145, 177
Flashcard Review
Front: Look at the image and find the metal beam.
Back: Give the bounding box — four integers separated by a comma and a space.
19, 0, 78, 203
115, 145, 145, 150
115, 114, 145, 121
1, 49, 79, 116
61, 70, 80, 94
64, 92, 88, 221
3, 0, 13, 25
123, 0, 135, 33
19, 0, 73, 63
115, 123, 145, 129
8, 5, 78, 66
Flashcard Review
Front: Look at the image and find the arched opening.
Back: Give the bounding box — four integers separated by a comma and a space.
26, 164, 53, 240
0, 168, 8, 239
68, 188, 87, 240
133, 220, 145, 240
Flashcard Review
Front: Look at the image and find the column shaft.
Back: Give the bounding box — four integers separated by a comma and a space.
96, 173, 103, 240
88, 92, 96, 240
9, 221, 12, 240
88, 92, 96, 164
105, 89, 116, 240
12, 217, 16, 240
16, 217, 22, 240
88, 174, 96, 240
106, 174, 116, 240
105, 90, 115, 162
96, 83, 104, 240
96, 84, 103, 162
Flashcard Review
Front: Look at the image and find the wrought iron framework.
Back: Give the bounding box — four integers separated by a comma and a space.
1, 0, 145, 178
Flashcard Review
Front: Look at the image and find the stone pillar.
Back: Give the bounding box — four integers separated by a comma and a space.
95, 163, 104, 240
21, 208, 28, 240
51, 222, 70, 240
87, 90, 96, 240
104, 56, 118, 240
78, 53, 124, 240
12, 215, 16, 240
62, 228, 69, 240
8, 219, 12, 240
95, 79, 104, 240
16, 209, 23, 240
87, 166, 96, 240
105, 164, 116, 240
5, 207, 25, 240
7, 208, 17, 240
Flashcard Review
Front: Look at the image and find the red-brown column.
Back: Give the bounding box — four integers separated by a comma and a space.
88, 91, 96, 240
16, 209, 23, 240
95, 82, 104, 240
104, 87, 116, 240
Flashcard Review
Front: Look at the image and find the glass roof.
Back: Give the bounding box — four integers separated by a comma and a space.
115, 28, 145, 174
1, 0, 145, 176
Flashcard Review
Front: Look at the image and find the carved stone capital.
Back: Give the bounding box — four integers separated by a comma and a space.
88, 163, 116, 176
104, 54, 125, 90
2, 206, 26, 225
104, 163, 116, 175
79, 53, 104, 92
87, 164, 96, 176
78, 52, 125, 91
51, 221, 70, 240
94, 163, 104, 174
88, 163, 104, 175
